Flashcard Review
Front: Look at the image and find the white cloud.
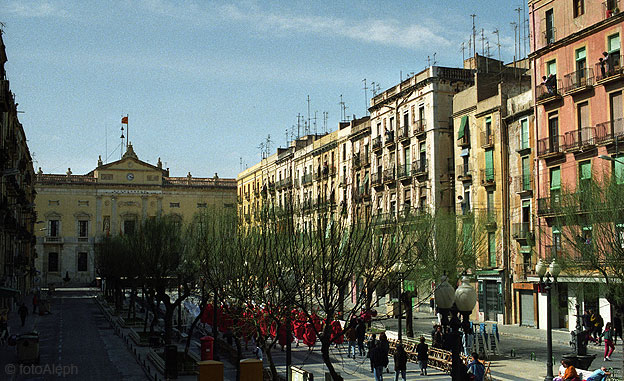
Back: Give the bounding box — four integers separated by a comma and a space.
2, 0, 70, 18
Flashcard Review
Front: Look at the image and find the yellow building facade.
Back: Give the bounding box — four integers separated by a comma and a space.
34, 145, 236, 286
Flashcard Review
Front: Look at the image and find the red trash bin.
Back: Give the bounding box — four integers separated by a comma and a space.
200, 336, 214, 361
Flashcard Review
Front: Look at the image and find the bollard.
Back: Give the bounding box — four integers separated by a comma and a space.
197, 360, 224, 381
240, 359, 263, 381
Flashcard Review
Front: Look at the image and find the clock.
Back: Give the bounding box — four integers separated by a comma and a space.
127, 173, 134, 181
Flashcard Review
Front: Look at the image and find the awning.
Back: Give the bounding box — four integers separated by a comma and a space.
460, 148, 470, 157
458, 115, 468, 139
0, 286, 20, 298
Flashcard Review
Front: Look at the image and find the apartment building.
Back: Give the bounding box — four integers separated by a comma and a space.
347, 117, 372, 221
35, 145, 237, 286
529, 0, 623, 329
0, 32, 36, 300
453, 55, 533, 325
368, 66, 473, 226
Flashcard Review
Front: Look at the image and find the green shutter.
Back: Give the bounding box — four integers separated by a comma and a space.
609, 34, 621, 53
521, 119, 529, 149
458, 115, 468, 139
547, 60, 557, 76
615, 156, 624, 184
580, 161, 591, 180
575, 47, 586, 61
488, 233, 496, 267
420, 143, 426, 153
485, 149, 494, 181
550, 167, 561, 190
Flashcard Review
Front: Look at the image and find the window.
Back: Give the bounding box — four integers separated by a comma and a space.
197, 203, 207, 208
545, 9, 555, 44
485, 149, 494, 181
579, 160, 591, 186
614, 155, 624, 184
78, 220, 88, 238
485, 116, 492, 143
123, 220, 136, 235
520, 118, 529, 149
547, 60, 557, 76
170, 202, 180, 208
575, 47, 587, 84
550, 167, 561, 205
487, 191, 494, 216
616, 222, 624, 249
548, 113, 559, 151
488, 232, 496, 267
48, 252, 59, 272
77, 252, 88, 272
609, 34, 620, 54
521, 156, 531, 191
49, 220, 60, 237
573, 0, 584, 18
552, 226, 562, 255
403, 111, 409, 128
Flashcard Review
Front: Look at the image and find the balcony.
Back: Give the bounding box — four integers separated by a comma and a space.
604, 0, 621, 20
458, 134, 470, 148
596, 53, 623, 84
543, 28, 556, 46
353, 154, 361, 169
537, 135, 564, 158
44, 236, 63, 244
456, 202, 471, 215
457, 164, 473, 182
384, 131, 395, 147
302, 173, 313, 185
360, 153, 370, 167
412, 159, 428, 178
397, 164, 412, 181
563, 127, 596, 152
563, 68, 594, 94
481, 168, 495, 186
372, 172, 383, 187
284, 177, 293, 188
354, 185, 371, 201
372, 136, 383, 151
383, 167, 396, 183
546, 244, 562, 259
398, 125, 410, 142
512, 222, 534, 243
339, 177, 347, 187
537, 195, 561, 216
481, 132, 494, 148
595, 118, 624, 145
535, 80, 563, 106
413, 120, 426, 137
514, 174, 532, 197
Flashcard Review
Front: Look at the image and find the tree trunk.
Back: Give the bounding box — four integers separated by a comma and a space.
185, 298, 207, 355
164, 307, 174, 345
402, 292, 414, 338
321, 338, 343, 380
234, 336, 242, 381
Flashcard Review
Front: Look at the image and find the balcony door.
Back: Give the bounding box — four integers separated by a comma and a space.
610, 91, 623, 137
548, 115, 559, 152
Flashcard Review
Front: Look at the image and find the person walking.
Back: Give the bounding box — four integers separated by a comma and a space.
613, 311, 622, 345
432, 324, 443, 349
356, 319, 366, 357
18, 303, 28, 327
367, 333, 378, 373
370, 341, 386, 381
467, 352, 486, 381
416, 336, 429, 376
393, 343, 407, 381
601, 322, 615, 361
344, 323, 357, 359
378, 333, 390, 373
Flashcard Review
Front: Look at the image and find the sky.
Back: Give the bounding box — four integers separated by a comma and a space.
1, 0, 529, 178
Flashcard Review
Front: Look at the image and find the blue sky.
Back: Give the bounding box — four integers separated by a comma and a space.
1, 0, 528, 178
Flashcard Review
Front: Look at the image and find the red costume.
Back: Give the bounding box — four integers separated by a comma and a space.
330, 320, 343, 344
303, 322, 316, 347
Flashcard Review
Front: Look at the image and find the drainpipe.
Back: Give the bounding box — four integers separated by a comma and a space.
500, 88, 512, 325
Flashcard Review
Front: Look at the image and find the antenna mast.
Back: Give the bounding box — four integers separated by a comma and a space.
362, 78, 368, 115
470, 14, 477, 57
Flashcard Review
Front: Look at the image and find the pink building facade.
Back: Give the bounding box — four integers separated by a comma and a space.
530, 0, 623, 330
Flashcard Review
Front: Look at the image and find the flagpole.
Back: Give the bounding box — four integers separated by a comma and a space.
126, 114, 129, 148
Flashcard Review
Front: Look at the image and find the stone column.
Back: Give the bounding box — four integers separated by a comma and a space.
141, 196, 148, 221
96, 196, 102, 233
111, 196, 118, 235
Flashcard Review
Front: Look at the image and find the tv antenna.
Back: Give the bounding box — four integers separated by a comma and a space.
362, 78, 369, 115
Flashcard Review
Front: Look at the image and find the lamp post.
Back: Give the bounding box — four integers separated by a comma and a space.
392, 261, 407, 342
535, 259, 561, 381
598, 154, 624, 165
434, 275, 477, 379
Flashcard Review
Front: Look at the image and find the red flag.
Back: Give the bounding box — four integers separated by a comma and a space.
121, 116, 128, 124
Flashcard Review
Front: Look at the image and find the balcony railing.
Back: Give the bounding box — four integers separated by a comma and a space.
457, 163, 472, 179
360, 154, 370, 167
596, 53, 622, 82
537, 195, 561, 216
372, 172, 383, 187
543, 27, 556, 46
563, 127, 595, 151
353, 154, 361, 169
512, 222, 533, 241
44, 236, 63, 244
481, 132, 494, 148
595, 118, 624, 144
398, 125, 410, 141
383, 167, 396, 183
413, 120, 426, 136
412, 159, 428, 177
385, 131, 395, 145
397, 163, 411, 180
354, 185, 371, 201
536, 79, 563, 105
456, 202, 471, 215
604, 0, 621, 19
563, 68, 594, 93
481, 168, 495, 184
372, 136, 383, 151
302, 173, 313, 185
514, 174, 532, 194
458, 134, 470, 147
537, 135, 564, 157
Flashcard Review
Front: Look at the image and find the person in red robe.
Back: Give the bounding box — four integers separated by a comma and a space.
277, 322, 291, 351
330, 320, 344, 347
293, 315, 305, 347
303, 321, 316, 350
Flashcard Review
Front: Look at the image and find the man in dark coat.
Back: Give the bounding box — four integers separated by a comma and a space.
356, 319, 367, 357
416, 336, 429, 375
18, 303, 28, 327
393, 343, 408, 381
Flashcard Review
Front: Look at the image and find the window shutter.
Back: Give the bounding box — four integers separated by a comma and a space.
550, 168, 561, 190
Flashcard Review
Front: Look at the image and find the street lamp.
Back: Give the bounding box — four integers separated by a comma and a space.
535, 259, 561, 381
392, 261, 407, 342
434, 275, 477, 379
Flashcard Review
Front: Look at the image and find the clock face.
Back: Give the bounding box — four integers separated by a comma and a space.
127, 173, 134, 181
